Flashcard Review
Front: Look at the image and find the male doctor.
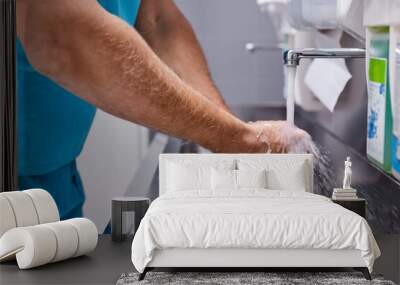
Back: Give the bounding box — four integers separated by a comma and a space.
16, 0, 309, 219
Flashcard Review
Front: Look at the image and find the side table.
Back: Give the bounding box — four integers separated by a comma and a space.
112, 197, 150, 242
332, 198, 366, 218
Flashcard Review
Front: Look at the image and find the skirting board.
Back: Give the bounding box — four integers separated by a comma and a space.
148, 248, 366, 268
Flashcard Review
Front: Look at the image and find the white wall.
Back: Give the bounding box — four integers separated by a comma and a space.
175, 0, 285, 106
77, 110, 148, 232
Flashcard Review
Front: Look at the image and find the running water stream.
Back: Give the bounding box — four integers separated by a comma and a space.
286, 66, 296, 125
285, 65, 334, 195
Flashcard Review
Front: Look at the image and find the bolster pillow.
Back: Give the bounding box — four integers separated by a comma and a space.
0, 218, 98, 269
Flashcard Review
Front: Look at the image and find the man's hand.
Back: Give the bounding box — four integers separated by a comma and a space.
243, 121, 313, 154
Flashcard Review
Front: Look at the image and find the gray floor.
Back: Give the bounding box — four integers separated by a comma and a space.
0, 235, 134, 285
1, 235, 397, 285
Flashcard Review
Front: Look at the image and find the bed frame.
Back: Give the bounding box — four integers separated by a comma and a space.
139, 154, 371, 281
141, 248, 370, 280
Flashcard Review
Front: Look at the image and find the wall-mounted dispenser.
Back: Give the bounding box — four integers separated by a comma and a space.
287, 0, 339, 31
287, 0, 364, 43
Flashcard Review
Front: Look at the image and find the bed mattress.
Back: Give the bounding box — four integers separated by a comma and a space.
131, 190, 380, 273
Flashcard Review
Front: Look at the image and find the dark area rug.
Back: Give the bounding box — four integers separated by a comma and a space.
117, 272, 396, 285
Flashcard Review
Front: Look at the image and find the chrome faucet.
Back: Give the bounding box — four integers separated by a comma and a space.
245, 44, 367, 125
283, 48, 366, 66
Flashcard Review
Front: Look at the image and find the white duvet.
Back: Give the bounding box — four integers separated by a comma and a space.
131, 190, 380, 273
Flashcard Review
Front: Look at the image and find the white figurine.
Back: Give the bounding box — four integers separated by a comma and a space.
343, 157, 352, 189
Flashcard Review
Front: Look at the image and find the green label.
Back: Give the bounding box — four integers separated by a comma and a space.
369, 57, 386, 84
367, 57, 388, 164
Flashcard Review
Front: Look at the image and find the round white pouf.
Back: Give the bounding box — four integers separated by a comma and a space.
1, 192, 39, 227
0, 196, 17, 237
66, 218, 98, 257
24, 189, 60, 224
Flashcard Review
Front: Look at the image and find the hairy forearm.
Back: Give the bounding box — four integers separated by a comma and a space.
17, 0, 247, 152
136, 0, 229, 110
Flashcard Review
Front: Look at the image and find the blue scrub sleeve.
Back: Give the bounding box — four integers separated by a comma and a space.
18, 160, 85, 220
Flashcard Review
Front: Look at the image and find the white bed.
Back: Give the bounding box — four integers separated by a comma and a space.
131, 154, 380, 280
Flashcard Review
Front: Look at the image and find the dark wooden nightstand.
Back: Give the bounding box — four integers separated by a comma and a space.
332, 198, 366, 218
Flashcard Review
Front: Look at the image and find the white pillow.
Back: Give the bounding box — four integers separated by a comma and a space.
238, 159, 308, 191
211, 169, 268, 190
167, 162, 211, 191
166, 159, 236, 192
267, 167, 306, 191
236, 169, 267, 189
211, 169, 236, 190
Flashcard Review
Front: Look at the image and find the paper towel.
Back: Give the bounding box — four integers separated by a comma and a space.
293, 31, 326, 111
304, 30, 352, 112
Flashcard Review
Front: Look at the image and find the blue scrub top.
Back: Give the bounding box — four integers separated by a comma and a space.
17, 0, 141, 176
